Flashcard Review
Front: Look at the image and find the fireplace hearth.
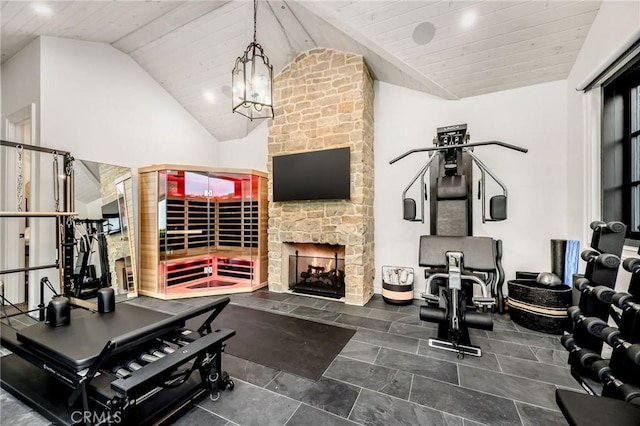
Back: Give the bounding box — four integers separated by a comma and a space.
289, 251, 345, 299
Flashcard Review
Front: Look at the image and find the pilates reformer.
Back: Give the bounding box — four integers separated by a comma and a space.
0, 296, 235, 425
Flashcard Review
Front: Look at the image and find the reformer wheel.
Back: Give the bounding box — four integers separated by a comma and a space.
221, 371, 234, 390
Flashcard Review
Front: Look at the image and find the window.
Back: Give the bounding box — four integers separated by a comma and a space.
602, 58, 640, 243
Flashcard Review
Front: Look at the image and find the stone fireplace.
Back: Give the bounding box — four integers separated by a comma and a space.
285, 243, 346, 299
267, 48, 375, 305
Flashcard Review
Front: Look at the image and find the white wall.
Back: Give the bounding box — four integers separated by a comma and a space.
217, 120, 268, 171
1, 39, 41, 305
374, 80, 569, 295
565, 1, 640, 291
39, 36, 220, 169
2, 36, 224, 310
218, 79, 570, 296
1, 38, 41, 139
74, 199, 102, 220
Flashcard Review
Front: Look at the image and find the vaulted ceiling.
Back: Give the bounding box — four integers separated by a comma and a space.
1, 1, 602, 141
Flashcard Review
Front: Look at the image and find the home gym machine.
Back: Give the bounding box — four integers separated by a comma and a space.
70, 219, 111, 299
390, 124, 527, 357
0, 294, 235, 425
390, 124, 527, 234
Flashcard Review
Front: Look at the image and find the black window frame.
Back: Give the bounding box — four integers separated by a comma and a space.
602, 57, 640, 244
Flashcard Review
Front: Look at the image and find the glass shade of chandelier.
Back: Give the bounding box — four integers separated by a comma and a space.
232, 0, 274, 120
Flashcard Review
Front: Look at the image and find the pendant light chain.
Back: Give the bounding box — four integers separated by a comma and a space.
253, 0, 258, 44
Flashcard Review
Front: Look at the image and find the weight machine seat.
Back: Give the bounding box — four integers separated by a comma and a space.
419, 235, 497, 272
556, 389, 640, 426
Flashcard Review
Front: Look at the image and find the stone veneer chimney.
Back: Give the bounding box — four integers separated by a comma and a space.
267, 48, 375, 306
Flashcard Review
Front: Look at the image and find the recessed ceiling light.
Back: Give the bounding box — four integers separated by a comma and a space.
32, 3, 53, 16
203, 90, 215, 103
461, 11, 476, 28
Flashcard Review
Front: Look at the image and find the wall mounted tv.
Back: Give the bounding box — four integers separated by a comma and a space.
101, 199, 123, 234
272, 147, 351, 202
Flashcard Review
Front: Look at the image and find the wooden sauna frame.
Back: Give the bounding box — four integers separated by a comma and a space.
138, 165, 268, 299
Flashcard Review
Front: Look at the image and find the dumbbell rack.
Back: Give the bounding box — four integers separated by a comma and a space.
570, 221, 626, 355
562, 221, 640, 399
558, 237, 640, 425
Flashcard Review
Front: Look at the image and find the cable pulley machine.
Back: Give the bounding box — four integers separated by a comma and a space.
389, 124, 527, 236
389, 125, 527, 356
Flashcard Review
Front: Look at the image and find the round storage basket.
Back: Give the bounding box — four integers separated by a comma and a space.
507, 279, 572, 334
382, 266, 414, 306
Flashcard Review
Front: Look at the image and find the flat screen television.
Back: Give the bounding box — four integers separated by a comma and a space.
101, 199, 123, 234
272, 147, 350, 202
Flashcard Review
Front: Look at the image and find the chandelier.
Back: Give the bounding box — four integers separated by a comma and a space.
231, 0, 274, 120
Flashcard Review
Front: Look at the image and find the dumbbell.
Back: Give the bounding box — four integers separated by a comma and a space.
112, 366, 131, 379
589, 359, 640, 403
575, 277, 616, 304
124, 359, 143, 372
623, 258, 640, 273
611, 292, 640, 342
582, 249, 621, 288
568, 307, 609, 335
149, 349, 166, 358
581, 249, 621, 269
158, 343, 176, 354
627, 259, 640, 300
590, 220, 626, 233
601, 326, 640, 366
613, 293, 640, 311
561, 334, 601, 370
138, 353, 160, 364
590, 221, 627, 257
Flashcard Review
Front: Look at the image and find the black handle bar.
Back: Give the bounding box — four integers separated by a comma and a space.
389, 140, 528, 164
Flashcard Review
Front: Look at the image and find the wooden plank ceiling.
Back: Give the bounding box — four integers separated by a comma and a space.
1, 1, 601, 141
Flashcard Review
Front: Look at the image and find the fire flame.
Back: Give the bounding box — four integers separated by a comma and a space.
310, 257, 334, 271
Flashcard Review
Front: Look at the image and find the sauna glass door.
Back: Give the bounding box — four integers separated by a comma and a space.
157, 169, 258, 294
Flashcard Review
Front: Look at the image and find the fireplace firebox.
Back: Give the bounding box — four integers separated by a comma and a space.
289, 251, 345, 299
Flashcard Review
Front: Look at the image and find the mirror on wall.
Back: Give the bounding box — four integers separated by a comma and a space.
73, 160, 137, 301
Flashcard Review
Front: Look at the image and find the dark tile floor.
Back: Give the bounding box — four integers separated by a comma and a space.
0, 291, 577, 425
